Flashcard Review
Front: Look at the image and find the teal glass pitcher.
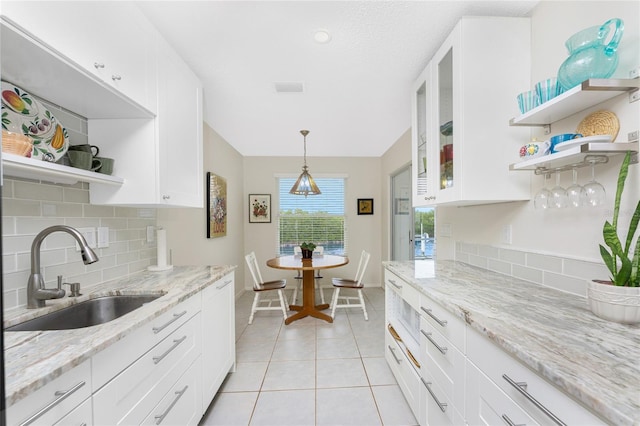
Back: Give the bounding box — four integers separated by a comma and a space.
557, 18, 624, 91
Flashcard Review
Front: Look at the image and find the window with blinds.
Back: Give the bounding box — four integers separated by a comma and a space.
278, 177, 346, 255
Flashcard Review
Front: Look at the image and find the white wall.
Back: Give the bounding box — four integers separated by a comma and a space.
436, 1, 639, 263
242, 156, 382, 289
158, 124, 246, 297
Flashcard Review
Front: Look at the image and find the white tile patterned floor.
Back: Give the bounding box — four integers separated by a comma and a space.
199, 287, 418, 426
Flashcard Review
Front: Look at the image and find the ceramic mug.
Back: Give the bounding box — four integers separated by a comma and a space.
68, 150, 101, 171
68, 144, 99, 157
95, 157, 115, 175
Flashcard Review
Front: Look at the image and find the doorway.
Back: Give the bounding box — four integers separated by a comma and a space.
391, 166, 412, 261
391, 165, 435, 261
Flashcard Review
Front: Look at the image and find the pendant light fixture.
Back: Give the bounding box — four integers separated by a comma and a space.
290, 130, 321, 197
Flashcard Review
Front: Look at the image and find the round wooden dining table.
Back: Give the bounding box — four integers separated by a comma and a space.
266, 254, 349, 324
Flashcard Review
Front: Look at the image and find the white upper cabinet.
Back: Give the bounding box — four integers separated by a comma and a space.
88, 35, 204, 207
412, 17, 532, 206
1, 1, 157, 115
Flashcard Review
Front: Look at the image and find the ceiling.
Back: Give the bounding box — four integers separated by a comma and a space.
136, 1, 538, 157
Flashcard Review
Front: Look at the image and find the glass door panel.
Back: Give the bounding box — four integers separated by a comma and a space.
438, 48, 453, 191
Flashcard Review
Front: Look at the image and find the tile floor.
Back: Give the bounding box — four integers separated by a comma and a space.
199, 287, 418, 426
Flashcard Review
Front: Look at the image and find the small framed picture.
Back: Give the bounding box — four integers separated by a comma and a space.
357, 198, 374, 215
207, 172, 227, 238
249, 194, 271, 223
395, 198, 410, 215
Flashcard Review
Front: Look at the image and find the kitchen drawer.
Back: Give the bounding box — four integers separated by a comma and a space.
53, 396, 92, 426
385, 270, 420, 310
419, 293, 465, 352
93, 293, 201, 390
142, 356, 203, 425
466, 360, 538, 426
420, 373, 465, 426
419, 316, 465, 411
385, 330, 420, 419
94, 312, 201, 425
467, 327, 605, 425
7, 359, 91, 426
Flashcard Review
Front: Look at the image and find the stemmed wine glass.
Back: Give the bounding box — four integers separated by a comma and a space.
549, 170, 567, 209
566, 167, 585, 208
584, 159, 606, 207
534, 173, 552, 210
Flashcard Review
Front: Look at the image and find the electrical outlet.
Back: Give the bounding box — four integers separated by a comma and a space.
501, 224, 513, 245
75, 227, 96, 251
97, 227, 109, 248
628, 130, 639, 142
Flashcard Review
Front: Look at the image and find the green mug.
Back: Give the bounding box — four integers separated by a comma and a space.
68, 151, 101, 171
95, 157, 114, 175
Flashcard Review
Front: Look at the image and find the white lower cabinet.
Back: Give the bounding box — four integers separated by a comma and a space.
385, 331, 420, 417
93, 311, 201, 425
7, 359, 92, 426
466, 327, 605, 426
142, 357, 203, 425
202, 273, 236, 407
53, 396, 93, 426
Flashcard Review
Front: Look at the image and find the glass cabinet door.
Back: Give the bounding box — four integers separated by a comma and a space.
437, 48, 454, 192
411, 62, 434, 206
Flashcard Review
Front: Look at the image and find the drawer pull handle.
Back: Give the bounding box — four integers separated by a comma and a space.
388, 345, 402, 364
153, 336, 187, 364
420, 306, 447, 327
502, 374, 566, 426
216, 279, 233, 289
93, 62, 105, 69
111, 74, 122, 81
501, 414, 526, 426
19, 381, 85, 426
388, 279, 402, 289
420, 329, 448, 354
153, 310, 187, 334
421, 378, 447, 412
155, 385, 188, 425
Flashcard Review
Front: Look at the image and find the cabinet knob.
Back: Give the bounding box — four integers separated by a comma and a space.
94, 62, 105, 69
111, 74, 122, 81
162, 195, 171, 200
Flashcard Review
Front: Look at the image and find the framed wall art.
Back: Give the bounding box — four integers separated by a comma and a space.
207, 172, 227, 238
357, 198, 374, 215
249, 194, 271, 223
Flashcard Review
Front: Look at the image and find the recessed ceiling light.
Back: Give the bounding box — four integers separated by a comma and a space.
314, 30, 331, 44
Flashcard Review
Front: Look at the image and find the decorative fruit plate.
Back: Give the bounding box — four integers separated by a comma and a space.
1, 81, 69, 161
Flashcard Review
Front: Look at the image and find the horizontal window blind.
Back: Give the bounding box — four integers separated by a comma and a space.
278, 177, 347, 255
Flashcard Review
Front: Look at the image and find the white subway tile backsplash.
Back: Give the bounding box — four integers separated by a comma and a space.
2, 176, 158, 311
14, 180, 64, 201
456, 241, 605, 297
499, 248, 526, 265
526, 253, 562, 273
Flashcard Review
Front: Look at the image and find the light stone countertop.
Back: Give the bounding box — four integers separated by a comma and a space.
2, 265, 236, 407
384, 260, 640, 426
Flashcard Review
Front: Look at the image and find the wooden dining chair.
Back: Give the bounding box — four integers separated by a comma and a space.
329, 250, 371, 320
245, 252, 288, 324
291, 245, 326, 304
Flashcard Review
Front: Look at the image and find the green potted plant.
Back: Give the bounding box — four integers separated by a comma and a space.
589, 151, 640, 323
300, 242, 316, 259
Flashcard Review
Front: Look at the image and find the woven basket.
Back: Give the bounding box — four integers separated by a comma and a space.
576, 110, 619, 141
2, 130, 33, 157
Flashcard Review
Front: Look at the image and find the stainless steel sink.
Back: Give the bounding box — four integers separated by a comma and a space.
6, 294, 164, 331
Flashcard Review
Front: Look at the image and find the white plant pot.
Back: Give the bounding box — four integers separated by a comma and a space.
587, 280, 640, 324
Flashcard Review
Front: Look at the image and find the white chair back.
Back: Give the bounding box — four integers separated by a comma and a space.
353, 250, 371, 285
245, 252, 264, 289
293, 246, 302, 256
314, 246, 324, 255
